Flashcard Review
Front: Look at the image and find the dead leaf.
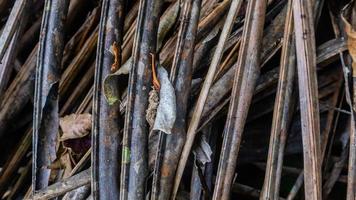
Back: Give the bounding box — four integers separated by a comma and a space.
59, 113, 92, 141
103, 57, 132, 105
49, 150, 74, 178
152, 66, 176, 134
61, 151, 75, 178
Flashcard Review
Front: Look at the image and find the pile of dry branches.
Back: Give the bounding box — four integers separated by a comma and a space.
1, 0, 356, 199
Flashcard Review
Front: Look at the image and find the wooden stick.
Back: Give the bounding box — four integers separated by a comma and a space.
33, 0, 69, 191
32, 168, 90, 200
292, 0, 322, 199
91, 0, 124, 198
120, 0, 162, 199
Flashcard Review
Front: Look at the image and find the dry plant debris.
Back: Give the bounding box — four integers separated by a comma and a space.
1, 0, 356, 199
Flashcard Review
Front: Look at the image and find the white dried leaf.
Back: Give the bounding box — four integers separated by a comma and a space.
152, 66, 176, 134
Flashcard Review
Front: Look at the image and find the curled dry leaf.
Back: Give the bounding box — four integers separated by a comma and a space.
147, 65, 176, 170
59, 113, 92, 141
60, 151, 75, 178
152, 66, 176, 134
103, 58, 131, 105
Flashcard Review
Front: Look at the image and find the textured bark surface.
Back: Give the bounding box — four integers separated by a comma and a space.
33, 0, 69, 191
0, 0, 354, 199
120, 1, 162, 199
92, 0, 124, 199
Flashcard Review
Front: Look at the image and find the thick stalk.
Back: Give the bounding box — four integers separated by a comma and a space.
33, 168, 90, 200
292, 0, 322, 199
33, 0, 69, 191
120, 0, 162, 199
92, 0, 124, 199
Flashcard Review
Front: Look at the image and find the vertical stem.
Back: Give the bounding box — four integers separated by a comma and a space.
292, 0, 322, 199
120, 0, 162, 199
33, 0, 69, 192
92, 0, 124, 199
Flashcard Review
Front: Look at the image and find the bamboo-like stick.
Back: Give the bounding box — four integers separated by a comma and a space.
198, 4, 288, 135
120, 0, 162, 199
278, 1, 343, 196
92, 0, 124, 199
197, 37, 346, 139
33, 0, 69, 191
32, 168, 90, 200
292, 0, 322, 199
